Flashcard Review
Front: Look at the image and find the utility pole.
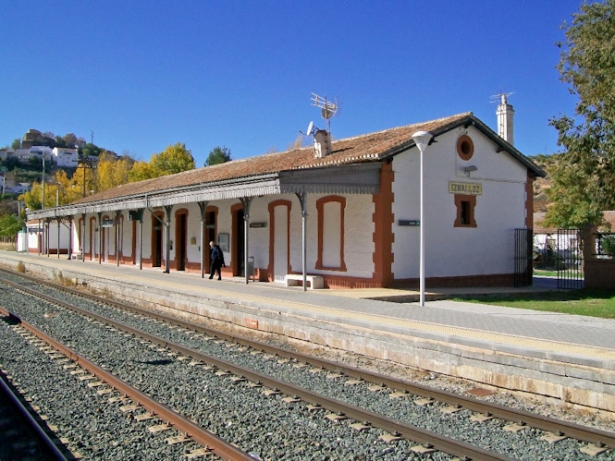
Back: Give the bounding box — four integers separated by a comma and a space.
78, 156, 92, 197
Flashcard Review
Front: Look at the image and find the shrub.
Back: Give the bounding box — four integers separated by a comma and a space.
601, 234, 615, 257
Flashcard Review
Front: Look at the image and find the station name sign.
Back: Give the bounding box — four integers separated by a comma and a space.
448, 181, 482, 195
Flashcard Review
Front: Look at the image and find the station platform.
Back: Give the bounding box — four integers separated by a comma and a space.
1, 250, 614, 415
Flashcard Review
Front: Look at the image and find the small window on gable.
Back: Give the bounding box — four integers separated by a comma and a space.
456, 134, 474, 161
454, 194, 477, 228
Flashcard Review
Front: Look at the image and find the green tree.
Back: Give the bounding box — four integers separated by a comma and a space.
205, 146, 232, 166
546, 0, 615, 229
79, 143, 103, 158
0, 214, 24, 245
11, 138, 21, 149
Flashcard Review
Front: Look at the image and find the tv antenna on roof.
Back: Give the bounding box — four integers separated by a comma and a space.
311, 93, 339, 131
490, 90, 514, 105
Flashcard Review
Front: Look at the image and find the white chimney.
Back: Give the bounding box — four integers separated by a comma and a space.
496, 94, 514, 145
313, 129, 331, 158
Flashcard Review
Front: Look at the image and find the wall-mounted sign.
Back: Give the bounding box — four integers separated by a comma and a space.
398, 219, 420, 227
102, 219, 114, 228
249, 222, 267, 228
448, 181, 482, 195
128, 209, 143, 221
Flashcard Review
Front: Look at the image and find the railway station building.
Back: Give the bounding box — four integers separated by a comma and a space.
26, 105, 545, 289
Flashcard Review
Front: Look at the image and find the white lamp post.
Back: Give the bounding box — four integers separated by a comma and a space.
411, 130, 433, 306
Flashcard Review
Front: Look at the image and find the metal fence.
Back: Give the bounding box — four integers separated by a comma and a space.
514, 228, 533, 287
556, 228, 583, 289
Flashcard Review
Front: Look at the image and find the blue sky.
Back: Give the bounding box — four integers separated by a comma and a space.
1, 1, 583, 166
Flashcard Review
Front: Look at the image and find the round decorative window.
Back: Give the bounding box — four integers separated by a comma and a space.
456, 135, 474, 161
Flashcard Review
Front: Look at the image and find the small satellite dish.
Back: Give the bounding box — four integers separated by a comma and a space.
307, 121, 314, 136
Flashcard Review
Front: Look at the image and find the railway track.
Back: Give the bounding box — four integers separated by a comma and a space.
0, 364, 70, 460
1, 308, 253, 460
0, 267, 614, 459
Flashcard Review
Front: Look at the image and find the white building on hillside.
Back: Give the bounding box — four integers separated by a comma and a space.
52, 147, 79, 167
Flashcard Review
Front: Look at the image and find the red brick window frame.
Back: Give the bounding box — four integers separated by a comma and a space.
456, 134, 474, 161
268, 199, 292, 277
454, 194, 477, 228
316, 195, 347, 271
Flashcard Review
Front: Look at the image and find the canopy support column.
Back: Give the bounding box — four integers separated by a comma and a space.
198, 201, 208, 279
241, 197, 252, 284
81, 213, 86, 262
138, 210, 143, 270
164, 205, 173, 274
115, 210, 122, 267
97, 212, 102, 264
296, 192, 308, 291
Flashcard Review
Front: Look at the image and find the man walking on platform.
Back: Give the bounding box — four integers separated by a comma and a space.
208, 241, 225, 280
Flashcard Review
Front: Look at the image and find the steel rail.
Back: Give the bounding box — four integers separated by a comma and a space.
0, 368, 69, 461
0, 307, 252, 461
3, 268, 615, 451
2, 281, 512, 461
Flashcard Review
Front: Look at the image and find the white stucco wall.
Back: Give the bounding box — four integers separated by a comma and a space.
286, 193, 375, 278
27, 221, 70, 253
392, 126, 528, 279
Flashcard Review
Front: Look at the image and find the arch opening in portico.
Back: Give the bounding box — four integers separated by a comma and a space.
174, 208, 189, 271
151, 212, 164, 268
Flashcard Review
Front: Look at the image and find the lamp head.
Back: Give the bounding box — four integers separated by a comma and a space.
412, 131, 433, 154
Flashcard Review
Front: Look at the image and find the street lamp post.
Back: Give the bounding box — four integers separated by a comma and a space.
411, 130, 433, 307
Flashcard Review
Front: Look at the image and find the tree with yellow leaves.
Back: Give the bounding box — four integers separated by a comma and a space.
129, 143, 195, 181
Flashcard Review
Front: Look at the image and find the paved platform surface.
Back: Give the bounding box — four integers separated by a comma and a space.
2, 251, 614, 368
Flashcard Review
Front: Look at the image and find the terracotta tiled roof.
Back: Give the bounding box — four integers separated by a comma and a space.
70, 112, 492, 205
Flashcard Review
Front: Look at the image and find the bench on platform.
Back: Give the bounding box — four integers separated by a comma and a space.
284, 274, 324, 289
